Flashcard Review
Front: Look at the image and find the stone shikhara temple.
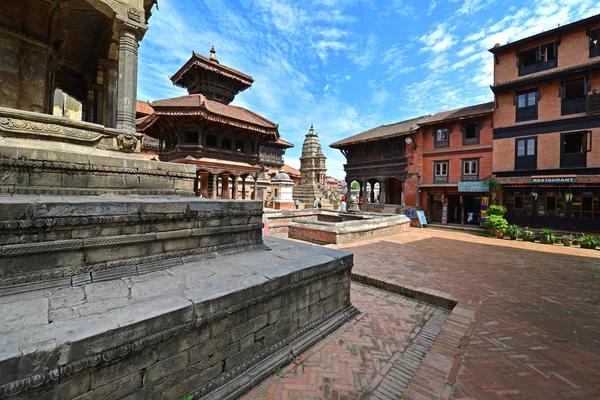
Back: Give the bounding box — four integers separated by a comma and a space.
0, 1, 353, 400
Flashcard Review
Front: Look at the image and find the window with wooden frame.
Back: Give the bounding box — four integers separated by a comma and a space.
462, 159, 478, 181
434, 127, 450, 148
517, 42, 557, 76
505, 190, 532, 216
589, 29, 600, 58
516, 89, 538, 122
515, 137, 537, 170
221, 137, 232, 150
561, 131, 590, 168
561, 77, 587, 115
462, 121, 479, 145
206, 134, 218, 147
183, 131, 199, 144
434, 160, 449, 183
235, 140, 245, 152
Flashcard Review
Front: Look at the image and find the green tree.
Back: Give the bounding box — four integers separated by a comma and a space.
351, 181, 360, 190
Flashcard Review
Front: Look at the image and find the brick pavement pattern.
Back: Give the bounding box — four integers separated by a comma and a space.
337, 229, 600, 399
241, 283, 449, 400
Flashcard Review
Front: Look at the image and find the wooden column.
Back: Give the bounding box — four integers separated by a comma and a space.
221, 173, 230, 199
232, 175, 239, 200
241, 176, 247, 199
253, 174, 258, 200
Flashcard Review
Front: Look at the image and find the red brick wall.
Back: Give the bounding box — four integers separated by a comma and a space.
493, 24, 600, 85
421, 113, 494, 185
494, 127, 600, 172
404, 127, 424, 207
494, 71, 600, 129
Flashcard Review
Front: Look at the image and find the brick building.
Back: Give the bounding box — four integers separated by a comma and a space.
490, 14, 600, 231
419, 102, 495, 225
330, 116, 428, 210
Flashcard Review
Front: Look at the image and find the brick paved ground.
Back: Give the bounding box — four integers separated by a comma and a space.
338, 229, 600, 399
241, 283, 449, 400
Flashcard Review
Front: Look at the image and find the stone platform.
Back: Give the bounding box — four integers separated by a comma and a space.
264, 209, 411, 245
0, 197, 264, 297
0, 237, 354, 400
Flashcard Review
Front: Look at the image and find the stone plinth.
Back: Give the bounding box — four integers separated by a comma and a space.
283, 212, 411, 245
0, 237, 354, 400
0, 197, 264, 297
0, 108, 196, 196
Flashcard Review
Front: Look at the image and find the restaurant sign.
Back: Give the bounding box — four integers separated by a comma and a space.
458, 181, 490, 192
531, 177, 576, 184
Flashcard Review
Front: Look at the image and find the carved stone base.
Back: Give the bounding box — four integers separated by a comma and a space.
0, 136, 196, 196
0, 197, 264, 296
0, 237, 354, 400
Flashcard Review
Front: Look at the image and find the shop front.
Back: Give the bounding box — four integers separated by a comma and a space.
424, 181, 489, 226
503, 176, 600, 232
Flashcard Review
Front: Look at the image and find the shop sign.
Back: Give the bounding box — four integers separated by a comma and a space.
532, 177, 576, 184
458, 181, 490, 192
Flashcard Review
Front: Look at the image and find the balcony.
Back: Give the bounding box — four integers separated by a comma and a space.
516, 106, 538, 123
561, 97, 587, 116
587, 93, 600, 115
518, 59, 557, 77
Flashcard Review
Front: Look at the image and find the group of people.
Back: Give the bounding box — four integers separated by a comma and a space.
291, 197, 348, 212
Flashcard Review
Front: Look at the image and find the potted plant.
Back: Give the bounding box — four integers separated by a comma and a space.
505, 224, 522, 240
580, 235, 599, 250
539, 228, 556, 245
485, 215, 508, 238
562, 234, 574, 247
487, 205, 507, 217
521, 228, 536, 242
573, 234, 582, 246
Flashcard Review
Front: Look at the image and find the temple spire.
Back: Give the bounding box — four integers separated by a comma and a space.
209, 45, 217, 61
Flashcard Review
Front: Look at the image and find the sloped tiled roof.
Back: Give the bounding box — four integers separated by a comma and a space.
149, 94, 277, 130
283, 164, 300, 176
330, 115, 429, 148
171, 51, 254, 87
420, 102, 494, 125
136, 100, 154, 116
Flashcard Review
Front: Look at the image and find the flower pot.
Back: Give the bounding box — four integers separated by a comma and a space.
555, 237, 562, 244
562, 240, 572, 247
495, 231, 504, 239
573, 239, 580, 246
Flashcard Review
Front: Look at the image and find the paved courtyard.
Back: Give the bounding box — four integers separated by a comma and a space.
246, 228, 600, 400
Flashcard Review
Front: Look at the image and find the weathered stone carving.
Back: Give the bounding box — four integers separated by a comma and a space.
127, 7, 142, 22
0, 117, 104, 143
116, 132, 138, 152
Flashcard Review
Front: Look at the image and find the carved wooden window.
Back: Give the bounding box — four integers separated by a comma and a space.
221, 137, 232, 150
184, 131, 199, 144
462, 122, 479, 145
434, 128, 449, 148
206, 134, 218, 147
235, 140, 245, 152
517, 42, 557, 76
462, 159, 478, 181
434, 161, 449, 183
516, 89, 538, 122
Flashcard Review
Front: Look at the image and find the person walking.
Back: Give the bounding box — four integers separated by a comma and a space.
313, 198, 318, 208
294, 199, 300, 209
341, 199, 347, 212
317, 198, 322, 209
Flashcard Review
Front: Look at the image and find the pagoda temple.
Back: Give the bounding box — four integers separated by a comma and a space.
137, 47, 286, 199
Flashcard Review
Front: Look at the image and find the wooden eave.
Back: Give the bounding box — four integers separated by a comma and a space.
491, 60, 600, 93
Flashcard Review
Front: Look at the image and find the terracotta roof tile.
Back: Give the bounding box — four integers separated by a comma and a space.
283, 164, 300, 176
136, 100, 154, 116
420, 102, 494, 125
150, 94, 277, 130
330, 115, 429, 148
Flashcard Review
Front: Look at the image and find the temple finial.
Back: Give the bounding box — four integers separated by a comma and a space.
209, 45, 217, 60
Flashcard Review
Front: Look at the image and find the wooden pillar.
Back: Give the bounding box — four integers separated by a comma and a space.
253, 174, 258, 199
242, 176, 247, 199
370, 182, 375, 203
211, 174, 218, 199
379, 180, 387, 204
221, 173, 230, 199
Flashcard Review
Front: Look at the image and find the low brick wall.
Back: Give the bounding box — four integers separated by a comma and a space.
0, 237, 354, 400
263, 210, 318, 237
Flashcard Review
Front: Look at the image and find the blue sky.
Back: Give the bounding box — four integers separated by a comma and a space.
138, 0, 600, 179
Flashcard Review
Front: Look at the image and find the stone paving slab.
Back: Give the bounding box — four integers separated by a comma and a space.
337, 229, 600, 400
241, 283, 450, 400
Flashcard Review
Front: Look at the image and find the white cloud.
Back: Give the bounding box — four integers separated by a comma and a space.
427, 1, 438, 16
457, 45, 476, 57
418, 23, 458, 53
456, 0, 495, 15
